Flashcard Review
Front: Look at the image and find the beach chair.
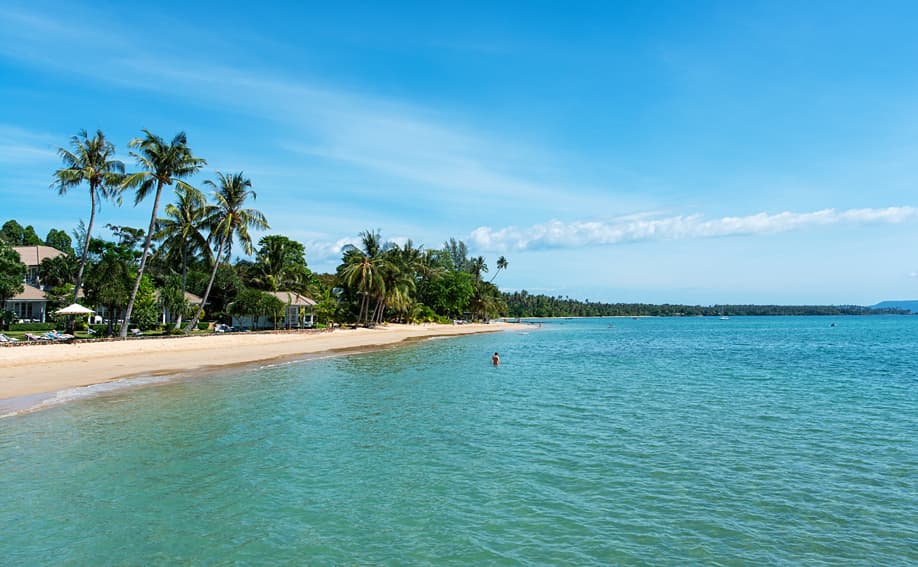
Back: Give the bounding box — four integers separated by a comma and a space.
0, 334, 19, 343
25, 333, 46, 341
130, 328, 143, 337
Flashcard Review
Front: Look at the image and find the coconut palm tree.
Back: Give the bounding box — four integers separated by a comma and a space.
52, 129, 125, 303
339, 230, 389, 325
469, 256, 488, 282
185, 172, 269, 332
489, 255, 508, 283
119, 130, 205, 338
154, 186, 211, 329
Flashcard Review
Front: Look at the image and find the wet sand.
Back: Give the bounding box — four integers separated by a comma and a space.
0, 323, 511, 400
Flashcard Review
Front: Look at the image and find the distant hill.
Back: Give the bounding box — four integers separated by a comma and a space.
872, 300, 918, 313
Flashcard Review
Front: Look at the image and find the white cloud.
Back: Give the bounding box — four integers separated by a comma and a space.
0, 124, 58, 165
469, 206, 918, 251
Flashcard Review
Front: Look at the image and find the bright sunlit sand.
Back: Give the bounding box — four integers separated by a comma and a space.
0, 323, 512, 400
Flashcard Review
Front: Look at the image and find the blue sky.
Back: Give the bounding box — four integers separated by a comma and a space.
3, 0, 918, 304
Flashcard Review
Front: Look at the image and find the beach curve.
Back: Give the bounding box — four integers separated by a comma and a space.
0, 322, 513, 402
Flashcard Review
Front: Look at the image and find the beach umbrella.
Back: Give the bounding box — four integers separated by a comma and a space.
55, 303, 97, 330
55, 303, 96, 315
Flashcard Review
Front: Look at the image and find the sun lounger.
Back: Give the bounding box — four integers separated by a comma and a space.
0, 334, 19, 343
130, 328, 143, 337
25, 333, 46, 341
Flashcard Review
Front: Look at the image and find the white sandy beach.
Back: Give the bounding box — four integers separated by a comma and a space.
0, 323, 512, 400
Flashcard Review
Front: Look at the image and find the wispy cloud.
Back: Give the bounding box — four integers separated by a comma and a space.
469, 206, 918, 251
0, 6, 604, 213
0, 124, 58, 165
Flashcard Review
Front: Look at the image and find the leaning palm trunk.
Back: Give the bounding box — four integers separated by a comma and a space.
120, 182, 164, 338
174, 245, 189, 330
185, 234, 227, 333
72, 187, 96, 303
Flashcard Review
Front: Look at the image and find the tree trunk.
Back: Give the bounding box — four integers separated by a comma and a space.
185, 234, 227, 333
73, 185, 97, 303
174, 245, 188, 330
120, 181, 164, 338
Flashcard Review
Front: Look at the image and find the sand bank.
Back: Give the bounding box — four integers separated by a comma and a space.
0, 323, 511, 400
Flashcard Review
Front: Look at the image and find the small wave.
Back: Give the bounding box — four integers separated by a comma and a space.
0, 375, 176, 419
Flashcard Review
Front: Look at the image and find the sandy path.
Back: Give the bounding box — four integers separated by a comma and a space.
0, 323, 511, 400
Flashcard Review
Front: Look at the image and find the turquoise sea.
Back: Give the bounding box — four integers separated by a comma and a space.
1, 316, 916, 564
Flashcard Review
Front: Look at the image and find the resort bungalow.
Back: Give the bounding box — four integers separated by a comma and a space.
155, 290, 206, 325
231, 291, 316, 330
2, 246, 67, 322
5, 283, 50, 323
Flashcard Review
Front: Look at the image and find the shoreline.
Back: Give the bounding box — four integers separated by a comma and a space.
0, 323, 513, 409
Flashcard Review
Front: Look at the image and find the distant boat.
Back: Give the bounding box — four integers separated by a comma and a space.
720, 316, 729, 320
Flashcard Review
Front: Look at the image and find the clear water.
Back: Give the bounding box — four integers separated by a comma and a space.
1, 317, 916, 565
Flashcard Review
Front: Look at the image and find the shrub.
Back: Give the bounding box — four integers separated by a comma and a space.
197, 322, 209, 330
10, 322, 56, 331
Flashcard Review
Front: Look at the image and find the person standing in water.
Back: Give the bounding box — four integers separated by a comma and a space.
492, 352, 501, 366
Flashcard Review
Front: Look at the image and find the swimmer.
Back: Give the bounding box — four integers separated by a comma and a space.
492, 352, 501, 366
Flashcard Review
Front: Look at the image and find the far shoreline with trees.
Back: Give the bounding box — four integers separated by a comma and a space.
0, 127, 911, 337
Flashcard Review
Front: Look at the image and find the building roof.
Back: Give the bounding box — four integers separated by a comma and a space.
8, 283, 48, 302
267, 291, 317, 306
153, 290, 205, 305
13, 245, 65, 267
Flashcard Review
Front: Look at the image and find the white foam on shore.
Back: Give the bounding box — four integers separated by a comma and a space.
0, 374, 180, 419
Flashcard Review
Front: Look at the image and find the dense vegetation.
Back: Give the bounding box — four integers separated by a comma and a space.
0, 127, 910, 335
0, 128, 511, 334
503, 291, 909, 317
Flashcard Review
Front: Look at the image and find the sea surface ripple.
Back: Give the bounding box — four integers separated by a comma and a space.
1, 316, 916, 564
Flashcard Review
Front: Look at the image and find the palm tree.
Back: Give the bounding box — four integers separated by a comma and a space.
185, 172, 269, 332
119, 130, 205, 338
339, 230, 388, 325
154, 186, 211, 329
469, 256, 488, 282
489, 255, 508, 283
52, 129, 125, 303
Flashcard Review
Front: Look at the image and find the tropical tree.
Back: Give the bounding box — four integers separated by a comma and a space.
0, 240, 26, 312
0, 220, 25, 245
52, 130, 125, 302
249, 235, 311, 293
469, 255, 488, 282
338, 230, 389, 325
120, 130, 205, 338
83, 240, 134, 336
185, 172, 268, 332
44, 229, 74, 255
154, 186, 211, 328
489, 255, 508, 283
38, 254, 77, 288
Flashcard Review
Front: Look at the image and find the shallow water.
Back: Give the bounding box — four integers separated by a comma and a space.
1, 317, 916, 564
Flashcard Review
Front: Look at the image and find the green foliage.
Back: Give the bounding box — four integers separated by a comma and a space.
187, 264, 243, 321
185, 171, 268, 332
502, 292, 906, 317
39, 255, 77, 288
158, 274, 188, 328
83, 240, 134, 334
0, 240, 26, 305
45, 229, 74, 255
10, 322, 56, 331
1, 310, 14, 330
0, 220, 25, 245
421, 270, 474, 318
120, 129, 206, 338
0, 220, 41, 245
249, 234, 312, 293
230, 287, 273, 329
105, 224, 146, 251
132, 275, 160, 330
